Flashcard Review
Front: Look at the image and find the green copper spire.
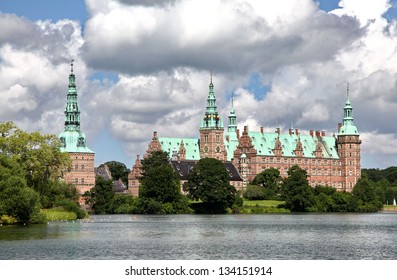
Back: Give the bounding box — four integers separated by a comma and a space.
64, 60, 80, 131
200, 71, 224, 129
59, 61, 93, 153
339, 82, 359, 135
228, 94, 237, 133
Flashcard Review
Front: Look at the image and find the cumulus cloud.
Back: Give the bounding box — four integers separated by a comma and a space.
2, 0, 397, 169
0, 14, 86, 135
83, 0, 361, 75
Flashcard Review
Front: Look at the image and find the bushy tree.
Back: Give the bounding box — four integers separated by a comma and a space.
0, 121, 72, 208
102, 161, 130, 186
139, 151, 181, 203
138, 151, 191, 214
183, 158, 239, 213
281, 165, 315, 212
250, 168, 281, 198
84, 176, 115, 214
0, 154, 41, 223
351, 177, 383, 212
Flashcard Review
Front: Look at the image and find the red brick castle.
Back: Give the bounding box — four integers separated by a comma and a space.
129, 77, 361, 195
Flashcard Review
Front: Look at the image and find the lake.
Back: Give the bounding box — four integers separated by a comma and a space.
1, 213, 397, 259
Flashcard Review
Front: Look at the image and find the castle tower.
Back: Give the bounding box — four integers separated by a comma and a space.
128, 155, 142, 197
337, 83, 361, 192
145, 131, 163, 158
199, 73, 227, 161
59, 60, 95, 198
226, 95, 238, 141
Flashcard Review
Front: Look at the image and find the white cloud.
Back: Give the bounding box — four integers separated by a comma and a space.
2, 1, 397, 169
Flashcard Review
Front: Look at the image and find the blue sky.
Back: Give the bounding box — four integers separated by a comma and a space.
2, 0, 397, 169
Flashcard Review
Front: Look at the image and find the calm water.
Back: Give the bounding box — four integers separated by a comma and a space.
1, 213, 397, 260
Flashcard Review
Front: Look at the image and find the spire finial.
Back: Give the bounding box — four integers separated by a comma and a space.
347, 81, 349, 96
71, 59, 74, 74
210, 69, 213, 84
231, 92, 234, 107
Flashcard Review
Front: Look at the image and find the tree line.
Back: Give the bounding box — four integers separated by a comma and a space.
86, 151, 386, 214
85, 151, 242, 214
245, 166, 385, 212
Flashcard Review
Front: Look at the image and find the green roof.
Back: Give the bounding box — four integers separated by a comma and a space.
59, 130, 94, 153
159, 129, 339, 161
159, 137, 200, 160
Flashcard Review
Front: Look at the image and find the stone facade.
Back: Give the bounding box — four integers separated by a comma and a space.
63, 152, 95, 195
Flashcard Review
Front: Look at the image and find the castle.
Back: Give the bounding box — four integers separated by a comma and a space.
56, 64, 361, 198
128, 77, 361, 195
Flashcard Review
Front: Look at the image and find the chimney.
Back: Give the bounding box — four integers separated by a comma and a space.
338, 122, 342, 133
226, 135, 230, 142
260, 127, 264, 134
153, 131, 158, 139
321, 130, 325, 137
289, 128, 293, 135
244, 125, 248, 134
295, 129, 299, 136
316, 130, 321, 138
276, 127, 280, 135
310, 130, 314, 137
237, 129, 240, 139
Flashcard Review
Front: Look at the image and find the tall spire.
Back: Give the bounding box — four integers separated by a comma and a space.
64, 59, 80, 131
200, 72, 223, 129
339, 82, 359, 135
59, 61, 93, 153
228, 93, 237, 134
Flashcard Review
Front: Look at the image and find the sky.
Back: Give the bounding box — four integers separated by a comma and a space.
1, 0, 397, 169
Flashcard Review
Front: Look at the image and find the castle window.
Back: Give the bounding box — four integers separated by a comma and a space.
204, 135, 208, 143
75, 178, 78, 184
75, 164, 78, 171
81, 178, 84, 184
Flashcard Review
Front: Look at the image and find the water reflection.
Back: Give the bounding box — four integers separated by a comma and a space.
1, 213, 397, 259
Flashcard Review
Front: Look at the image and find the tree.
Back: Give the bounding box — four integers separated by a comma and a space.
246, 168, 282, 200
0, 121, 71, 207
351, 177, 383, 212
84, 176, 115, 214
252, 167, 282, 194
138, 151, 190, 214
0, 154, 41, 223
281, 165, 315, 212
139, 151, 181, 204
183, 158, 239, 213
102, 161, 130, 186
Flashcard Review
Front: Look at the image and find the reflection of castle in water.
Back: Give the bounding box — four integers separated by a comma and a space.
128, 77, 361, 196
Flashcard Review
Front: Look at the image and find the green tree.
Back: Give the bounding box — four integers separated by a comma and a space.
243, 184, 267, 200
183, 158, 239, 213
84, 176, 115, 214
138, 151, 190, 214
351, 177, 383, 212
281, 165, 315, 212
102, 161, 130, 186
0, 121, 71, 207
139, 151, 181, 204
0, 154, 41, 223
251, 168, 281, 198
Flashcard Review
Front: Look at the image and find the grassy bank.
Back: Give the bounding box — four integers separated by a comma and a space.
382, 205, 397, 211
40, 208, 78, 221
239, 200, 290, 214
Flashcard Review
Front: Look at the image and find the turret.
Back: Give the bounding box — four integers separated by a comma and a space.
337, 83, 361, 192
